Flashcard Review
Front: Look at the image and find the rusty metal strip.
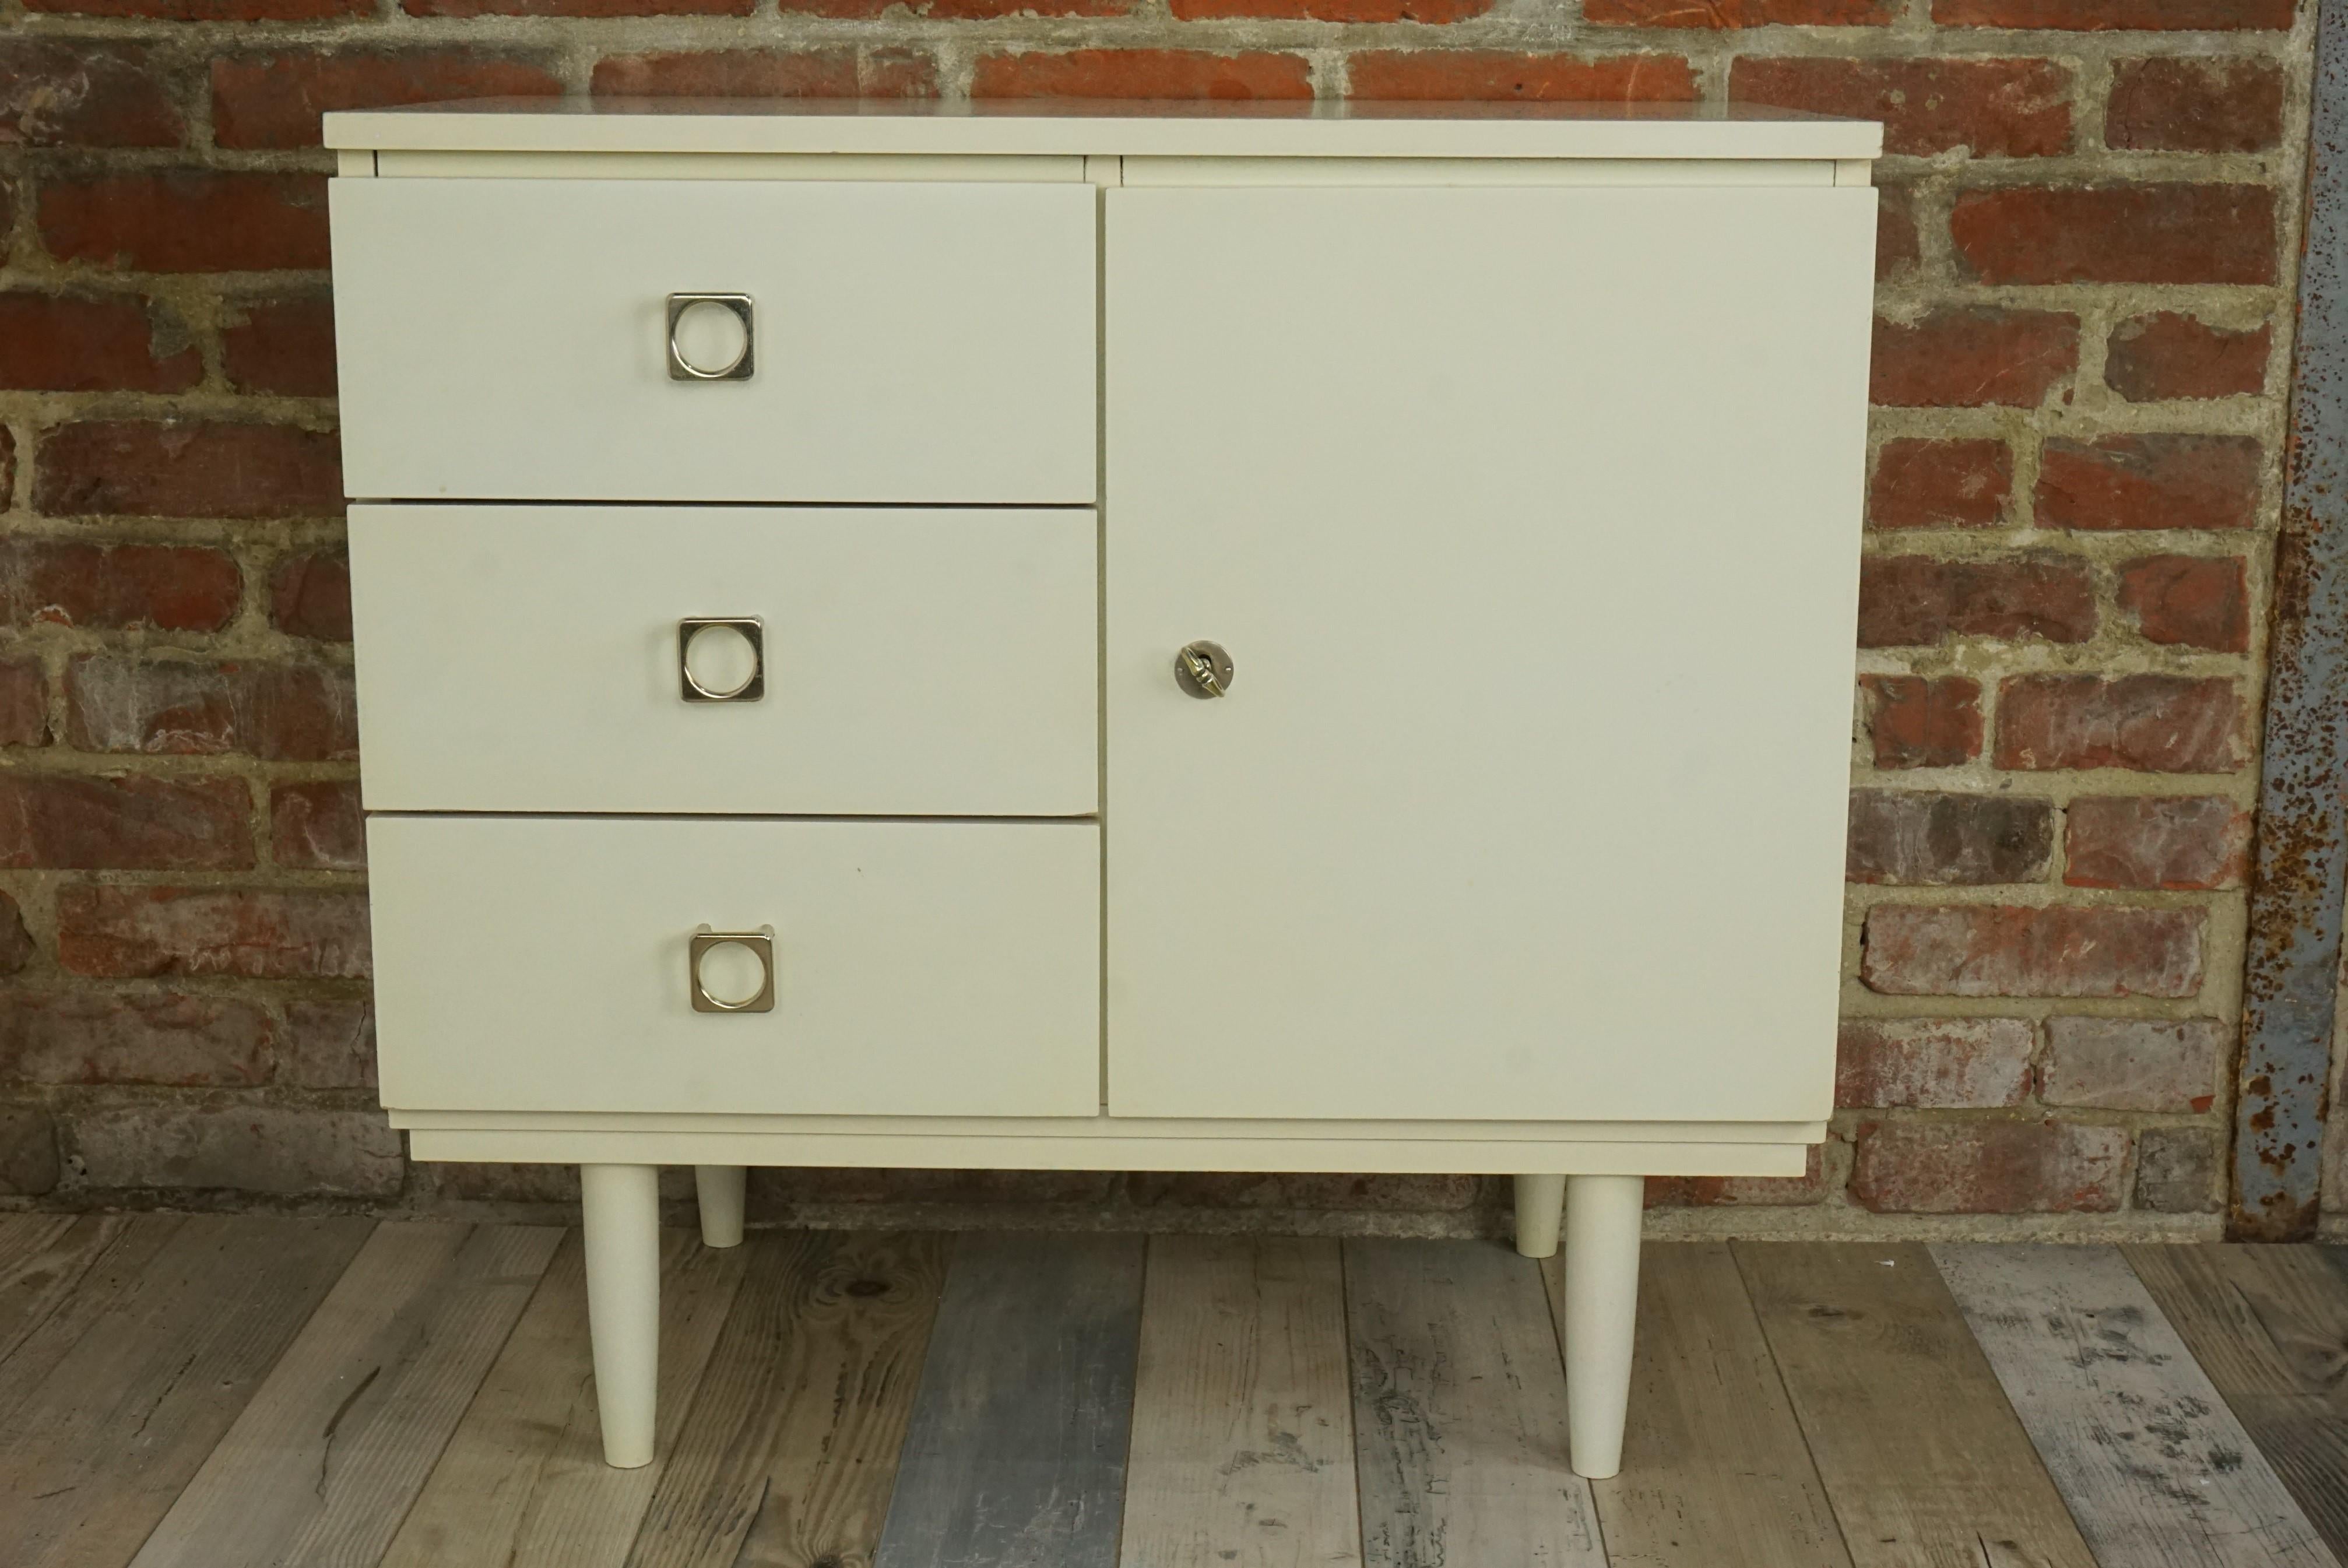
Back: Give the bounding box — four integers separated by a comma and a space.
2235, 0, 2348, 1240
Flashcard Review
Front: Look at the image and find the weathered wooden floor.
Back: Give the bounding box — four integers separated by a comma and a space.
0, 1216, 2342, 1568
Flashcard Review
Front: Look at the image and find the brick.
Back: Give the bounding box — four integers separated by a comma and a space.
2135, 1125, 2220, 1212
789, 0, 1123, 13
1871, 308, 2077, 408
57, 885, 371, 979
1951, 186, 2276, 286
752, 1166, 1121, 1205
1176, 0, 1479, 17
1869, 440, 2012, 530
1588, 0, 1891, 20
1877, 184, 1921, 281
2041, 1015, 2223, 1111
0, 294, 200, 393
1858, 555, 2096, 647
35, 421, 342, 521
1647, 1148, 1826, 1207
592, 49, 936, 100
2117, 553, 2250, 652
413, 0, 743, 15
1934, 0, 2290, 25
2108, 58, 2284, 152
2064, 794, 2249, 890
0, 540, 240, 631
1847, 789, 2055, 885
272, 779, 363, 870
269, 551, 350, 641
2105, 314, 2270, 403
0, 992, 273, 1086
1995, 674, 2243, 773
1861, 903, 2204, 997
72, 1101, 400, 1196
1127, 1171, 1478, 1209
0, 657, 51, 748
0, 1106, 59, 1196
29, 0, 365, 16
284, 997, 374, 1088
0, 41, 183, 146
1861, 675, 1983, 769
40, 172, 329, 273
1850, 1120, 2129, 1213
213, 52, 562, 150
0, 891, 32, 975
1346, 51, 1699, 101
223, 296, 336, 398
0, 772, 253, 871
435, 1162, 581, 1203
1732, 58, 2069, 158
1836, 1017, 2035, 1108
973, 50, 1313, 100
66, 655, 357, 762
2036, 435, 2261, 532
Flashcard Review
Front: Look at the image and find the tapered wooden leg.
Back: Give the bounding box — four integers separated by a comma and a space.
1563, 1173, 1643, 1480
581, 1162, 660, 1469
1512, 1173, 1566, 1258
694, 1164, 746, 1249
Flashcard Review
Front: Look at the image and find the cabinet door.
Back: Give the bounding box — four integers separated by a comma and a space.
1105, 184, 1875, 1123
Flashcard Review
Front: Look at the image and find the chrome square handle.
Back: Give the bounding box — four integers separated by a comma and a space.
679, 617, 763, 702
666, 293, 755, 382
690, 926, 775, 1014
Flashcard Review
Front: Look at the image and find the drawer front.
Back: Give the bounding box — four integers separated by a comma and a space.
368, 815, 1100, 1117
349, 505, 1096, 817
330, 178, 1096, 504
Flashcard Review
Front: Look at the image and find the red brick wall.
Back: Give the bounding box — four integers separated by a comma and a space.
0, 0, 2318, 1233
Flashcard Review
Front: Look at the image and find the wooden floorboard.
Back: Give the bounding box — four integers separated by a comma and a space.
1558, 1242, 1849, 1568
1933, 1243, 2339, 1568
127, 1221, 561, 1568
0, 1214, 124, 1368
1345, 1237, 1605, 1567
2126, 1244, 2348, 1567
0, 1215, 184, 1415
873, 1230, 1145, 1568
10, 1212, 2348, 1568
1119, 1233, 1361, 1568
0, 1214, 375, 1568
627, 1229, 947, 1568
379, 1227, 747, 1568
1735, 1241, 2097, 1568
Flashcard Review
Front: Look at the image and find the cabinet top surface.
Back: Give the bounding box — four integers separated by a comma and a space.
325, 97, 1882, 160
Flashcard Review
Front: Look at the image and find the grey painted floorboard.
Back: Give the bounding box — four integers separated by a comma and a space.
873, 1230, 1145, 1568
1345, 1238, 1605, 1567
2127, 1244, 2348, 1567
1934, 1243, 2339, 1568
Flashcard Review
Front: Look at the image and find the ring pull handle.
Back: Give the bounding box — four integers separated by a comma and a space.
680, 617, 764, 703
667, 293, 755, 382
690, 926, 775, 1014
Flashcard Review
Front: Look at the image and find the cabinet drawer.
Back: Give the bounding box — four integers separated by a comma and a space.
349, 505, 1096, 817
368, 815, 1100, 1117
329, 177, 1096, 504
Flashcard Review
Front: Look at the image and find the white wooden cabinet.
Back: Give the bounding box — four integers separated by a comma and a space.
328, 99, 1881, 1479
